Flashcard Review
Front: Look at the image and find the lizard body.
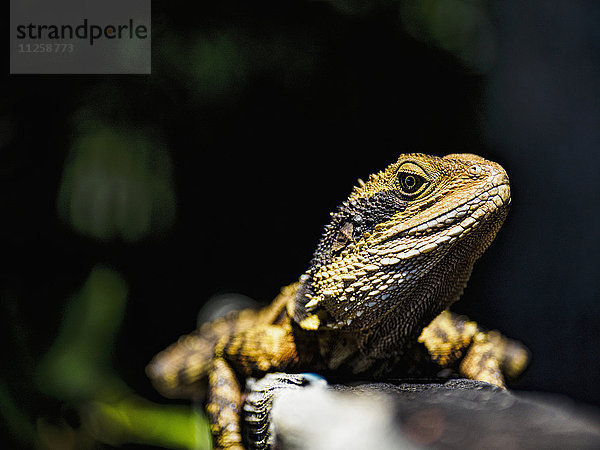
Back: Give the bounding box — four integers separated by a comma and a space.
147, 153, 528, 449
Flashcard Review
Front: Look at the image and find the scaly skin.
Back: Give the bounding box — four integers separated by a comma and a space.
147, 153, 529, 449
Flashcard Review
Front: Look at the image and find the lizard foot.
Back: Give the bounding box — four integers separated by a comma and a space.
243, 373, 328, 449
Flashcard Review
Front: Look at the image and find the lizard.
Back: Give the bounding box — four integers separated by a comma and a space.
147, 153, 529, 449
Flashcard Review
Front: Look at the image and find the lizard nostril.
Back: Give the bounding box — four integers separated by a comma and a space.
469, 165, 482, 176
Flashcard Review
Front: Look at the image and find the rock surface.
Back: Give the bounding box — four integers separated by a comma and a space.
249, 377, 600, 449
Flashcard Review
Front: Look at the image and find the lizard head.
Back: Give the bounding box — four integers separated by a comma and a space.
294, 153, 510, 333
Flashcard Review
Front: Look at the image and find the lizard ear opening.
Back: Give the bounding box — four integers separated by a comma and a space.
332, 221, 354, 253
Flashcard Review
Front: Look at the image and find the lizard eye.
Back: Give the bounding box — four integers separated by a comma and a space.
397, 171, 427, 197
396, 161, 430, 198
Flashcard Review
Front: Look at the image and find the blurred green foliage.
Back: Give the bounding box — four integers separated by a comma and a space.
57, 129, 176, 243
156, 32, 248, 105
187, 34, 248, 103
330, 0, 496, 73
26, 266, 209, 449
35, 266, 128, 400
86, 398, 210, 449
400, 0, 496, 73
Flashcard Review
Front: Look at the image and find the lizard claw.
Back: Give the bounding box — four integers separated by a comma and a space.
243, 373, 329, 449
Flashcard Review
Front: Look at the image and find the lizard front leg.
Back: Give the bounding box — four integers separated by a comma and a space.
418, 310, 529, 387
208, 320, 313, 449
459, 328, 529, 386
207, 357, 245, 450
148, 285, 298, 399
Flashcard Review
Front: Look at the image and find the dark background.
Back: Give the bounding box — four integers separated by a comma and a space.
2, 1, 600, 448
